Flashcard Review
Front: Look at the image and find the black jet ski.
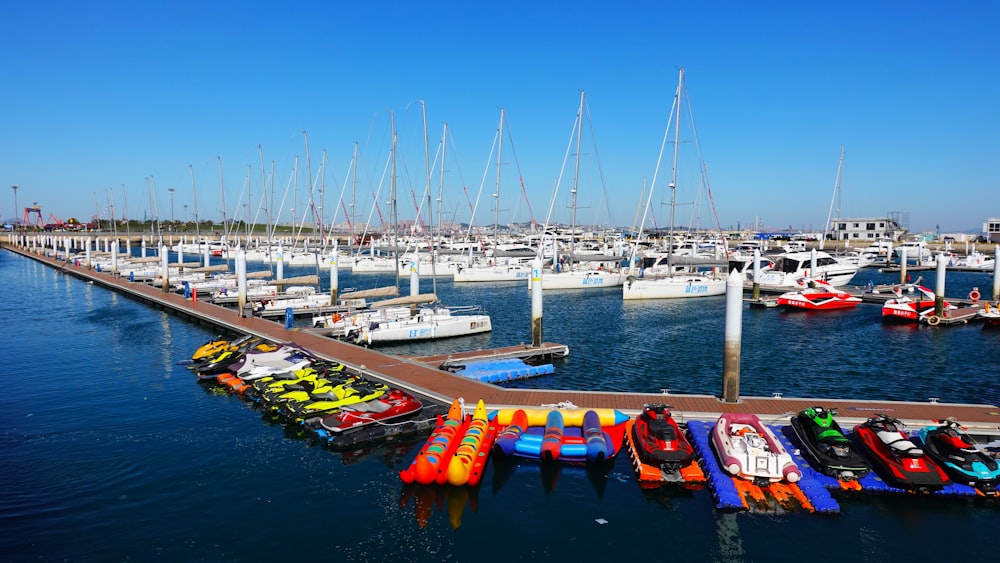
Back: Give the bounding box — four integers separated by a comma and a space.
917, 418, 1000, 496
789, 406, 870, 481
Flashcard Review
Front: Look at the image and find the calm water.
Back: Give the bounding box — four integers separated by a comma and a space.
2, 249, 999, 562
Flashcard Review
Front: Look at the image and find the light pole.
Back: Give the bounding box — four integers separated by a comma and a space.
168, 187, 175, 224
184, 204, 188, 223
11, 185, 18, 227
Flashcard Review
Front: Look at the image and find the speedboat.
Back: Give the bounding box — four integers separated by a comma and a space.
711, 412, 801, 486
881, 285, 955, 323
756, 250, 858, 287
777, 278, 863, 310
789, 406, 870, 480
630, 403, 696, 472
917, 418, 1000, 495
852, 414, 951, 491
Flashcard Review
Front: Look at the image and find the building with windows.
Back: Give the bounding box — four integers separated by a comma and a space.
984, 218, 1000, 243
829, 216, 906, 242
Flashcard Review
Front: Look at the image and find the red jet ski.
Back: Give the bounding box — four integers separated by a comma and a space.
304, 388, 423, 438
852, 414, 951, 492
630, 403, 696, 472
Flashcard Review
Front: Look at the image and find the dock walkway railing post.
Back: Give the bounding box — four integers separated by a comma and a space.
934, 256, 947, 317
751, 249, 761, 300
531, 258, 543, 347
722, 269, 742, 403
992, 245, 999, 302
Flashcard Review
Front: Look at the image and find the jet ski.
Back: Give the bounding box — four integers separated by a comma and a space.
630, 403, 695, 472
257, 372, 359, 410
280, 378, 390, 422
304, 388, 424, 438
190, 334, 252, 363
219, 354, 315, 393
852, 414, 951, 491
214, 344, 311, 386
917, 418, 1000, 495
191, 338, 278, 379
789, 406, 870, 481
245, 361, 346, 397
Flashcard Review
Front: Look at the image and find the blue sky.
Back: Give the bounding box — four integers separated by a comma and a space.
2, 1, 997, 234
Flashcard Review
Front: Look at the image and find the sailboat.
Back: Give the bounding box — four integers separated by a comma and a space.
532, 90, 624, 291
353, 103, 493, 345
623, 68, 727, 300
453, 108, 535, 283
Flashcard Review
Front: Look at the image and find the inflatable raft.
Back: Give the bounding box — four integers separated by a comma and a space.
492, 408, 627, 463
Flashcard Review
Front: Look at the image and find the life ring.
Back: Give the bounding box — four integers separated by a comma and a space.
927, 315, 941, 326
969, 288, 980, 302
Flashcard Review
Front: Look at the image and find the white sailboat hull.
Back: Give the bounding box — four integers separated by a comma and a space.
360, 313, 492, 344
351, 257, 399, 273
622, 274, 727, 300
530, 270, 624, 290
454, 265, 532, 282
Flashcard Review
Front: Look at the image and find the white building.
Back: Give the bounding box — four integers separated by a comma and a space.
984, 218, 1000, 243
829, 216, 905, 242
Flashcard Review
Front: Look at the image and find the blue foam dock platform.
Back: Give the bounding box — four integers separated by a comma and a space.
687, 420, 745, 510
770, 425, 839, 513
451, 358, 555, 384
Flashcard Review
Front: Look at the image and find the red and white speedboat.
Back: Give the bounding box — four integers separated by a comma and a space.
776, 278, 862, 311
881, 285, 954, 323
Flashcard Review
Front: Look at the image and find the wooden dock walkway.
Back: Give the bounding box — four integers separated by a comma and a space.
9, 244, 1000, 433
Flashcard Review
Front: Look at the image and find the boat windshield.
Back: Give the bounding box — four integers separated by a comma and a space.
775, 257, 802, 274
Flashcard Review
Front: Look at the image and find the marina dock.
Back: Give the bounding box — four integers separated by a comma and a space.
8, 243, 1000, 434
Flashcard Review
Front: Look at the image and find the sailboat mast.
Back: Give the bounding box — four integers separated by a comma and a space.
303, 130, 315, 249
420, 99, 437, 294
821, 144, 845, 250
437, 121, 448, 260
351, 142, 358, 252
121, 184, 131, 241
390, 110, 400, 287
494, 108, 505, 250
189, 164, 200, 241
257, 146, 266, 243
570, 90, 585, 265
245, 165, 252, 242
668, 68, 684, 265
217, 156, 227, 243
149, 175, 161, 241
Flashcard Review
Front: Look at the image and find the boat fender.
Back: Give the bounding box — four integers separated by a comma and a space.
969, 288, 980, 302
985, 302, 991, 313
927, 315, 941, 326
